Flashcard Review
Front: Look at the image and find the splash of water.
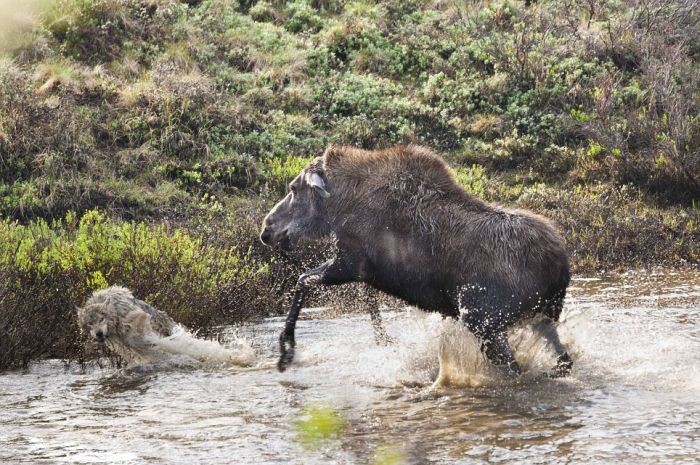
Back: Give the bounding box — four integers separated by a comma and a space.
108, 325, 256, 368
363, 309, 569, 388
336, 309, 570, 389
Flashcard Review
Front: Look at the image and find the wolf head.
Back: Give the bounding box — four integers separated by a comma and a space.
76, 286, 154, 345
76, 303, 118, 344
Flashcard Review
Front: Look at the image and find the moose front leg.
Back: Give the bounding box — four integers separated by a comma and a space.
277, 286, 305, 372
365, 286, 393, 345
277, 257, 358, 372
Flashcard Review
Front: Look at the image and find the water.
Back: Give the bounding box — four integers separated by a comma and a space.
1, 269, 698, 464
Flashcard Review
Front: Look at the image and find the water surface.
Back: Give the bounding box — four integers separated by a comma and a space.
1, 269, 698, 464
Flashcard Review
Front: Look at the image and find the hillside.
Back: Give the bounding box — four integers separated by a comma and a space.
0, 0, 698, 367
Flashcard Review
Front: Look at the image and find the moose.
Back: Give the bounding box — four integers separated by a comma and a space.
260, 145, 573, 377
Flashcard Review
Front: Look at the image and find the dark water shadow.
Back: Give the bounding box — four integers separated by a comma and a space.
93, 368, 158, 397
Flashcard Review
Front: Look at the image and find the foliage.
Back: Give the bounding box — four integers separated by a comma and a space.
261, 154, 313, 191
2, 0, 696, 215
0, 209, 273, 370
0, 0, 698, 368
293, 405, 346, 449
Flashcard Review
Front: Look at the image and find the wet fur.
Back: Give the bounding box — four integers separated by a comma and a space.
77, 286, 178, 361
320, 145, 569, 323
263, 144, 572, 374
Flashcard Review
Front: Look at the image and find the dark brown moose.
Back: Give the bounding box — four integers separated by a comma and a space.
260, 145, 572, 377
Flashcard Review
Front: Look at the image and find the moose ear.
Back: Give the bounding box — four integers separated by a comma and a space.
307, 172, 330, 198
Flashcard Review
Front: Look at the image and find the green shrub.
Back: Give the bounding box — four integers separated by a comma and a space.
261, 155, 313, 192
452, 164, 487, 197
517, 183, 700, 271
284, 1, 325, 33
42, 0, 130, 62
0, 209, 274, 369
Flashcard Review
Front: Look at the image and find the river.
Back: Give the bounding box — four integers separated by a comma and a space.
1, 269, 698, 464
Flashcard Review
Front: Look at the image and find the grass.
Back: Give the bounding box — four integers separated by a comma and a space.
0, 0, 698, 368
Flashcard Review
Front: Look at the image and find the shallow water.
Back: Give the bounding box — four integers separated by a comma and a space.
1, 269, 699, 464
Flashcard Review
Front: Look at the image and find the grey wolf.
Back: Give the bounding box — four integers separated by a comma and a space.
76, 286, 177, 361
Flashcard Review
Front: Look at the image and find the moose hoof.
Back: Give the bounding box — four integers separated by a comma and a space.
507, 361, 522, 377
548, 354, 573, 378
277, 347, 295, 372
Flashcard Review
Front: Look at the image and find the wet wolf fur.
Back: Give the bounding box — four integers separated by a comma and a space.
261, 144, 572, 375
77, 286, 177, 361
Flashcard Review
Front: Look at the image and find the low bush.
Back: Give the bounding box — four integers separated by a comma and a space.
0, 209, 273, 370
518, 183, 700, 271
1, 0, 698, 369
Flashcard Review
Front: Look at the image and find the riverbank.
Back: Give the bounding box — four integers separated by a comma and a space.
0, 0, 698, 368
1, 197, 696, 370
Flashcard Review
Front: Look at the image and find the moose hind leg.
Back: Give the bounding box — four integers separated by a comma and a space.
365, 286, 393, 345
462, 310, 521, 376
482, 330, 521, 376
369, 306, 393, 345
534, 317, 573, 377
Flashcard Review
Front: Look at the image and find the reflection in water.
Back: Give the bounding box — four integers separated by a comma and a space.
93, 369, 156, 397
343, 378, 588, 464
0, 270, 698, 464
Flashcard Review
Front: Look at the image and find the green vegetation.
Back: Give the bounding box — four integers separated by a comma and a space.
293, 405, 347, 449
0, 208, 279, 369
0, 0, 697, 367
373, 444, 407, 465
